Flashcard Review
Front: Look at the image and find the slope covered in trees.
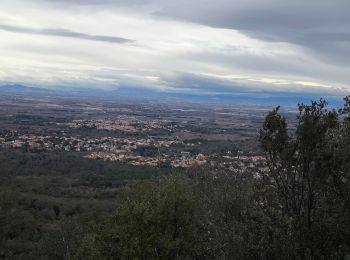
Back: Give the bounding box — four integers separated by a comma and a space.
76, 97, 350, 259
1, 97, 350, 259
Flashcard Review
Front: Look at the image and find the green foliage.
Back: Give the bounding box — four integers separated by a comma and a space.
76, 173, 197, 259
259, 97, 350, 258
2, 97, 350, 259
0, 150, 148, 259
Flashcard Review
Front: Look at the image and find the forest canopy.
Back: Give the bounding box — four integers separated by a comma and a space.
1, 97, 350, 259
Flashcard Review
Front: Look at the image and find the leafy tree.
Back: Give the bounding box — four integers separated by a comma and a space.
259, 97, 350, 258
76, 173, 198, 259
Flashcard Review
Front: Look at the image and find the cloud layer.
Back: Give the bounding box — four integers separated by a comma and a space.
0, 0, 349, 97
0, 24, 133, 43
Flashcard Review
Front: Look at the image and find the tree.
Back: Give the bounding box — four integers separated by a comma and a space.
259, 97, 350, 258
75, 173, 198, 260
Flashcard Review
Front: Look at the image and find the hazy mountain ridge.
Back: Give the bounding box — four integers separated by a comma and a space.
0, 83, 345, 107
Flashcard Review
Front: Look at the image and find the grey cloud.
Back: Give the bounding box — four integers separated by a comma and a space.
153, 0, 350, 66
0, 24, 134, 44
42, 0, 150, 7
43, 0, 350, 66
3, 0, 348, 95
158, 72, 346, 100
174, 49, 350, 87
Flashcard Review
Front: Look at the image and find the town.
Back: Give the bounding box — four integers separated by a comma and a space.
0, 95, 269, 171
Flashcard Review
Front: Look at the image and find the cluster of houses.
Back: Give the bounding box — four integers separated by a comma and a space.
0, 130, 208, 168
65, 117, 177, 133
85, 151, 207, 168
0, 128, 265, 170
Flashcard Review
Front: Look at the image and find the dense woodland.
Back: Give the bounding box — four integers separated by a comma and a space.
1, 97, 350, 259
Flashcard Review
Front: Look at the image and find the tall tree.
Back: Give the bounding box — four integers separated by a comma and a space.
259, 98, 350, 258
76, 174, 198, 260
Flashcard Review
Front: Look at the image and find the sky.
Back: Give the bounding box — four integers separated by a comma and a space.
0, 0, 349, 98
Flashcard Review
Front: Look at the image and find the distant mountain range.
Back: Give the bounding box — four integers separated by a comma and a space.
0, 84, 345, 107
0, 84, 55, 93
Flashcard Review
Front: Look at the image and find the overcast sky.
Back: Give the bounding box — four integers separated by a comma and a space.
0, 0, 349, 96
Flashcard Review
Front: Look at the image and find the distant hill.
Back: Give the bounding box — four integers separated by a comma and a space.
0, 84, 55, 94
0, 84, 344, 107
